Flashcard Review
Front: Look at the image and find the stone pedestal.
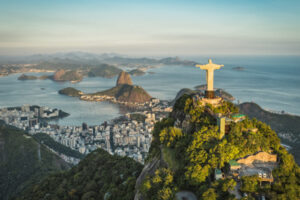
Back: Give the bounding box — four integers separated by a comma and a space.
205, 90, 215, 99
200, 97, 223, 107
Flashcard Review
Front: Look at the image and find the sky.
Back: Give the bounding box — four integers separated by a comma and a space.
0, 0, 299, 56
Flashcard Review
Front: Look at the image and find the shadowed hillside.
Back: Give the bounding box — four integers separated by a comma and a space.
0, 122, 70, 200
238, 102, 300, 164
15, 148, 143, 200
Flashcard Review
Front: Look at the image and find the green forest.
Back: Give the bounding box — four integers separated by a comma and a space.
16, 148, 143, 200
141, 95, 300, 200
0, 122, 70, 200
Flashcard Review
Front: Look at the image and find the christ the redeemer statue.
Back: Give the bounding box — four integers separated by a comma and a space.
196, 59, 224, 99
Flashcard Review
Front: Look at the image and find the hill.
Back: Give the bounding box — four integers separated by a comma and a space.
88, 64, 122, 78
93, 84, 152, 104
91, 71, 152, 104
159, 56, 197, 66
59, 71, 152, 104
15, 148, 143, 200
0, 122, 70, 200
238, 102, 300, 164
135, 94, 300, 200
52, 69, 83, 82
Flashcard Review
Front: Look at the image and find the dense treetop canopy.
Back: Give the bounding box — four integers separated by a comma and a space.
142, 95, 300, 200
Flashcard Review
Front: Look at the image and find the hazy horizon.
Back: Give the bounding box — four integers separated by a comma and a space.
1, 0, 300, 56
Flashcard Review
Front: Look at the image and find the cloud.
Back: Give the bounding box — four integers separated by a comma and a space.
149, 33, 300, 55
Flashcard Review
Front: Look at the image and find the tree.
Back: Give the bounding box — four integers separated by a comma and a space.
202, 188, 217, 200
221, 179, 236, 192
140, 168, 177, 200
241, 176, 259, 193
159, 127, 183, 147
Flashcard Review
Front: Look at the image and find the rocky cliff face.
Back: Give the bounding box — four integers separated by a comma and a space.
116, 71, 133, 86
115, 72, 151, 103
116, 85, 152, 104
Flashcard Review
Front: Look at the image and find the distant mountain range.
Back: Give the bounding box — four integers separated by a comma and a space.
0, 52, 197, 66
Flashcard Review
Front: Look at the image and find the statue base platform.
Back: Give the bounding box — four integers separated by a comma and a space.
205, 90, 215, 99
200, 97, 223, 107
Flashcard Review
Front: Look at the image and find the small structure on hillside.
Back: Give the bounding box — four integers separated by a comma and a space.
233, 152, 278, 184
229, 160, 241, 172
217, 116, 235, 138
231, 114, 246, 122
215, 168, 224, 180
217, 117, 226, 139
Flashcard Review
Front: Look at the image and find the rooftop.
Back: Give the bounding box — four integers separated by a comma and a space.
229, 160, 240, 166
231, 114, 245, 118
215, 168, 222, 174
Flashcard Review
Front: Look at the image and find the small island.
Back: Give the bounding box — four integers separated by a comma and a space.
18, 74, 38, 80
129, 69, 146, 76
18, 74, 53, 81
58, 87, 83, 97
232, 66, 245, 71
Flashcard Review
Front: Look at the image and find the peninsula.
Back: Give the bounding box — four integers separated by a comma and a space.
18, 74, 38, 80
59, 71, 152, 106
17, 69, 83, 83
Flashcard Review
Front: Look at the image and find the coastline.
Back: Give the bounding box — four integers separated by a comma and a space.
0, 69, 55, 77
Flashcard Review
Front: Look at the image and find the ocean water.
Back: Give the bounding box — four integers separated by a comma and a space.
0, 55, 299, 125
